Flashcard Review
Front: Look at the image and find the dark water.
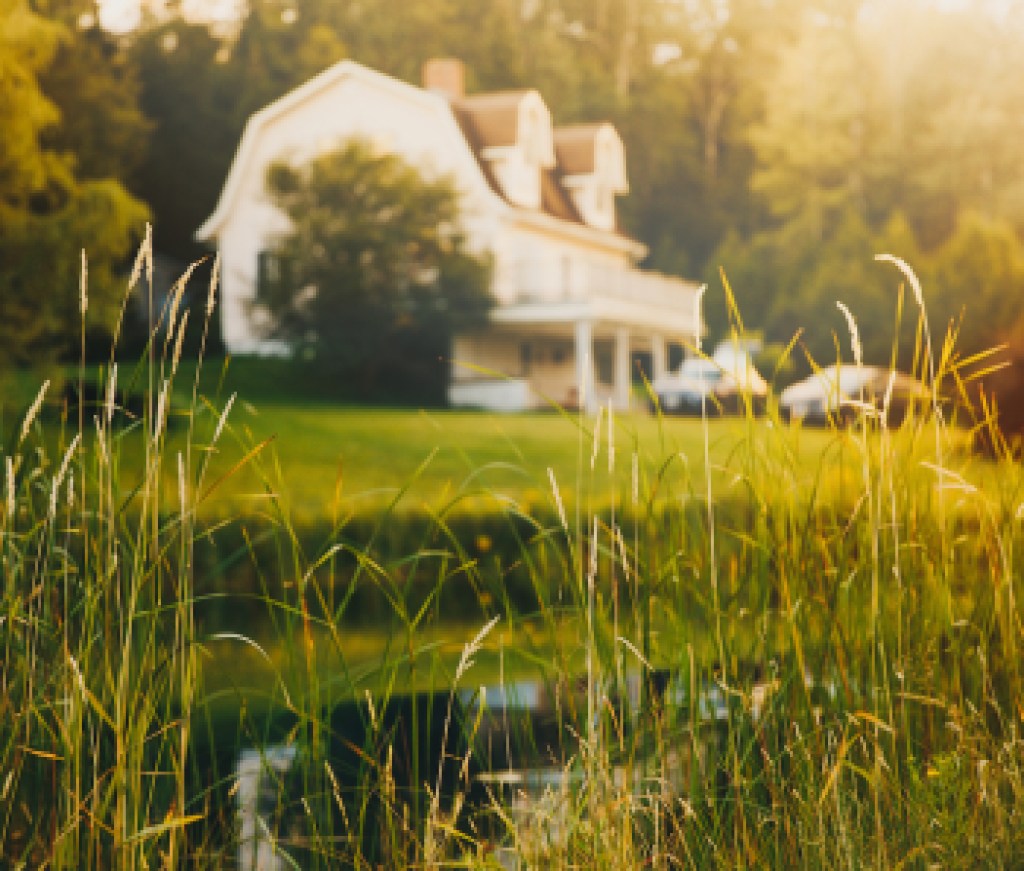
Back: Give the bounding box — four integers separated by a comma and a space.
226, 668, 755, 868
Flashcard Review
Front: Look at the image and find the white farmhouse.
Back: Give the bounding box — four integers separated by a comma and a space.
197, 58, 702, 411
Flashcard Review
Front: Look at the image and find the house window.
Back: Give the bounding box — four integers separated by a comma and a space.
522, 105, 542, 164
594, 341, 613, 386
520, 100, 552, 168
257, 250, 277, 300
520, 341, 533, 375
257, 249, 291, 300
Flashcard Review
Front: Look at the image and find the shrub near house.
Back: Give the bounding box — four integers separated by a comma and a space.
257, 141, 492, 404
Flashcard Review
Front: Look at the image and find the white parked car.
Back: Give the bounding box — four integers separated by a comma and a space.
652, 344, 768, 416
780, 364, 927, 425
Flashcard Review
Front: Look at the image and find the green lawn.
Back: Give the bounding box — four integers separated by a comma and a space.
13, 354, 962, 524
179, 399, 849, 522
159, 357, 818, 515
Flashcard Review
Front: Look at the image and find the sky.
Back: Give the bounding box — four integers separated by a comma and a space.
932, 0, 1012, 8
97, 0, 245, 32
97, 0, 1016, 32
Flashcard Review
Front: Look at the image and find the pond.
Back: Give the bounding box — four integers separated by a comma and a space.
227, 667, 761, 870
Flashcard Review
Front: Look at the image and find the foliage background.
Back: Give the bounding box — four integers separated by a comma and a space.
9, 0, 1024, 411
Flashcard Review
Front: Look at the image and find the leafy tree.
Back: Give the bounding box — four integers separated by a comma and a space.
707, 1, 1024, 377
129, 21, 238, 261
749, 9, 870, 239
130, 3, 347, 263
222, 0, 346, 123
0, 1, 148, 369
929, 212, 1024, 357
33, 0, 151, 182
710, 205, 929, 370
620, 0, 801, 279
259, 141, 493, 404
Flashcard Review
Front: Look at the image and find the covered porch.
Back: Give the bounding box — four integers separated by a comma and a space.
449, 317, 689, 413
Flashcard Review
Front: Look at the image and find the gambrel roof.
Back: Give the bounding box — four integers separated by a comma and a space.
198, 58, 641, 255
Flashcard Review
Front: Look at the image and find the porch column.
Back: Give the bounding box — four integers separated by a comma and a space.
614, 327, 631, 411
574, 319, 594, 412
651, 333, 668, 383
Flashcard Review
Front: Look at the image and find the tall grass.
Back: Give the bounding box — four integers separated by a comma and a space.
2, 238, 1023, 868
2, 229, 217, 867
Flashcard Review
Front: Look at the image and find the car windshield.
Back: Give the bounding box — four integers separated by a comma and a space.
678, 360, 722, 381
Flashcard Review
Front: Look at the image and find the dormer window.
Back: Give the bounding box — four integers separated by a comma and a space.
453, 82, 630, 231
553, 122, 628, 231
521, 103, 553, 167
460, 89, 553, 209
596, 183, 614, 222
517, 94, 555, 169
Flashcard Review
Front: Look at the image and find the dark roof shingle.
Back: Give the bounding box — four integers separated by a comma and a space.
454, 91, 530, 148
553, 124, 603, 175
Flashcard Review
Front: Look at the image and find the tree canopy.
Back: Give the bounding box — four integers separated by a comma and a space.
0, 1, 148, 368
159, 0, 1024, 373
258, 141, 493, 404
13, 0, 1024, 420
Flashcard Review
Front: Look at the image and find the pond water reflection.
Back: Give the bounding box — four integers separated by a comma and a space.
228, 667, 774, 868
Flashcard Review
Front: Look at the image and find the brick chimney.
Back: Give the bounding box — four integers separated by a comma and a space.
422, 58, 465, 101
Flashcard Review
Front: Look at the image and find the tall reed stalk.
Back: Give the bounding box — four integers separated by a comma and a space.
0, 229, 237, 868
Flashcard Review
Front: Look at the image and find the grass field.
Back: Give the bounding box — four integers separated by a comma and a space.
15, 354, 851, 518
173, 399, 842, 518
5, 249, 1024, 868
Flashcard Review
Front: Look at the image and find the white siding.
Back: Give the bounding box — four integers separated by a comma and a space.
213, 70, 502, 353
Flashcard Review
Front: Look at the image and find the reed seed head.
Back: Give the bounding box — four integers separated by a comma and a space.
548, 466, 568, 532
207, 255, 220, 317
6, 456, 14, 520
212, 393, 236, 448
178, 452, 187, 513
144, 222, 153, 285
79, 249, 88, 316
128, 222, 154, 292
836, 301, 863, 367
105, 364, 118, 425
49, 434, 80, 520
455, 615, 500, 682
20, 380, 50, 444
876, 253, 925, 310
154, 379, 170, 440
172, 310, 189, 375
